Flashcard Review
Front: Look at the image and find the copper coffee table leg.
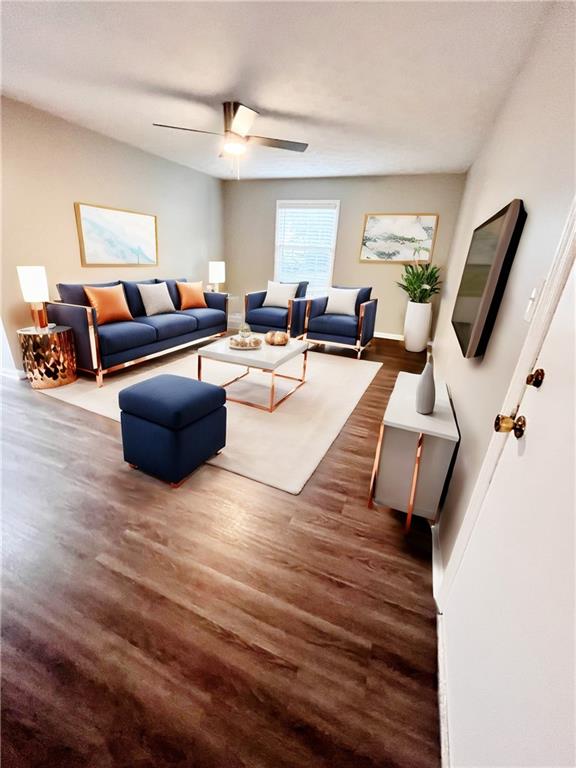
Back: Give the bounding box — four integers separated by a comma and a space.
198, 355, 202, 381
269, 371, 276, 412
405, 432, 424, 532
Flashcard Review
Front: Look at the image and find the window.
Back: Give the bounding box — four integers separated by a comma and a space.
274, 200, 340, 295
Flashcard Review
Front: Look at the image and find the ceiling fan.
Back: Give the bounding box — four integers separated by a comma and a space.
153, 101, 308, 156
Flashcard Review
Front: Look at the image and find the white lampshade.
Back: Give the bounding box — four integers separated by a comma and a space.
209, 261, 226, 285
17, 266, 49, 303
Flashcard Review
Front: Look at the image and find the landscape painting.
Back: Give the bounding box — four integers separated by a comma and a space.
75, 203, 158, 266
360, 213, 438, 263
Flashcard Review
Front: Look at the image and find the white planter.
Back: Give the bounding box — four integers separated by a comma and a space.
404, 301, 432, 352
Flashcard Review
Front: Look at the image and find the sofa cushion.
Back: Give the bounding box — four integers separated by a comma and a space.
134, 313, 197, 340
121, 279, 156, 317
262, 280, 298, 308
84, 284, 133, 325
162, 278, 186, 309
178, 281, 207, 309
138, 282, 176, 316
308, 313, 358, 339
58, 281, 120, 306
97, 321, 157, 356
333, 285, 372, 313
178, 308, 226, 330
325, 287, 360, 316
119, 374, 226, 430
246, 306, 288, 330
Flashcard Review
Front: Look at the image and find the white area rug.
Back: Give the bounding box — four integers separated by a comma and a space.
42, 351, 381, 494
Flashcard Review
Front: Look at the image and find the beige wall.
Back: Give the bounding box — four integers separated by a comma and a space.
2, 97, 223, 363
433, 1, 575, 569
223, 174, 465, 335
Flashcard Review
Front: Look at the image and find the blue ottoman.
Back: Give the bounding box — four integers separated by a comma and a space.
119, 374, 226, 486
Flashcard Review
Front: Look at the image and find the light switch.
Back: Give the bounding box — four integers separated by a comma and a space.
524, 279, 545, 322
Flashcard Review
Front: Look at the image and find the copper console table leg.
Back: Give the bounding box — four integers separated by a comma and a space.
405, 432, 424, 532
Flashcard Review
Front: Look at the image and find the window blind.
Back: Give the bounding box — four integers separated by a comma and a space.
274, 200, 340, 294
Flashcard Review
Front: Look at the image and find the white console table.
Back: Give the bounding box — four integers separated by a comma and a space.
369, 371, 459, 531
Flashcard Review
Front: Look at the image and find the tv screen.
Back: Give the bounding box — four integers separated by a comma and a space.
452, 199, 526, 358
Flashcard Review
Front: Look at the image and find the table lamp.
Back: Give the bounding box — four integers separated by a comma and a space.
208, 261, 226, 292
17, 266, 50, 328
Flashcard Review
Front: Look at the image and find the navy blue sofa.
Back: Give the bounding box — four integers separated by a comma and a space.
303, 286, 378, 358
244, 281, 308, 336
47, 278, 228, 386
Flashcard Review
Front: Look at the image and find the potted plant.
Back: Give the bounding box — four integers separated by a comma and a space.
397, 263, 442, 352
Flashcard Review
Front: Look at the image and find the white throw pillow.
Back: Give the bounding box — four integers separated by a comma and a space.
138, 281, 176, 316
262, 281, 299, 308
325, 287, 360, 316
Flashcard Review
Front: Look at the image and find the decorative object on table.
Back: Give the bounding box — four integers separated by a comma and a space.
452, 199, 526, 358
302, 286, 378, 359
397, 263, 442, 352
74, 202, 158, 266
229, 335, 262, 350
265, 330, 289, 346
244, 281, 308, 337
416, 351, 436, 415
360, 213, 438, 263
17, 265, 50, 328
18, 325, 77, 389
369, 371, 459, 532
119, 374, 226, 487
238, 321, 251, 338
208, 261, 226, 292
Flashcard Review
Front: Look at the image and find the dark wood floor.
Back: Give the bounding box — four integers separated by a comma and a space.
1, 339, 439, 768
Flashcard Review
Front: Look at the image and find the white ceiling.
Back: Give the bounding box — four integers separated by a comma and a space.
2, 1, 547, 180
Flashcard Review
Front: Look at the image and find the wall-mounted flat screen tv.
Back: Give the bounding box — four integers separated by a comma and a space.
452, 199, 526, 358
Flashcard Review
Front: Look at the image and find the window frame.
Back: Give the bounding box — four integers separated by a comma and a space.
273, 199, 341, 294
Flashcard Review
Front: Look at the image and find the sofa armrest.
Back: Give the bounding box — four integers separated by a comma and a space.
358, 299, 378, 346
46, 301, 99, 371
204, 291, 228, 313
307, 296, 328, 322
289, 297, 308, 337
245, 291, 267, 314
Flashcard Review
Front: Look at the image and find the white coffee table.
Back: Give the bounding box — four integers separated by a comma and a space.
197, 335, 309, 412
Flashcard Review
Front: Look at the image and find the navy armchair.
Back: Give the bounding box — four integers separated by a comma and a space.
303, 286, 378, 358
244, 281, 309, 337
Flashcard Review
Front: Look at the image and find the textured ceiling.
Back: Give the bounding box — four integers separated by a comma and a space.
2, 1, 547, 179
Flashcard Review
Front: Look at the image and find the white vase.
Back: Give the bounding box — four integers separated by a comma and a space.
404, 301, 432, 352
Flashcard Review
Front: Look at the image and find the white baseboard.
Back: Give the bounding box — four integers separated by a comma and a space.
1, 367, 25, 380
436, 613, 451, 768
431, 523, 444, 611
374, 331, 404, 341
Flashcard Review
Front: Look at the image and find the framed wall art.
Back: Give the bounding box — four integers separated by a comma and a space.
359, 213, 438, 263
75, 202, 158, 267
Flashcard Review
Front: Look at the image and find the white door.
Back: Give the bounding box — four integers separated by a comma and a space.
442, 263, 575, 767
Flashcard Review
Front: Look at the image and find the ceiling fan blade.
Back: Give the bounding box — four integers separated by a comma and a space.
231, 103, 258, 137
153, 123, 223, 136
247, 135, 308, 152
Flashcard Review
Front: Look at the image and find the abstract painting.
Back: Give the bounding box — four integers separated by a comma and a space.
75, 203, 158, 266
359, 213, 438, 263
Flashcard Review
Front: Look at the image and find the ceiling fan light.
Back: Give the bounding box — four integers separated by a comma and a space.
222, 134, 247, 156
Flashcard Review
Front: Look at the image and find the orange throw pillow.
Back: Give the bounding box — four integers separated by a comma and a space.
84, 284, 133, 325
178, 281, 207, 310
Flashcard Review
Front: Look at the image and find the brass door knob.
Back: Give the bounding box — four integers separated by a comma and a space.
526, 368, 545, 388
494, 414, 526, 439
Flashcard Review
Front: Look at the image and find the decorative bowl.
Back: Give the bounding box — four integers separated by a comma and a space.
265, 331, 289, 346
229, 335, 262, 350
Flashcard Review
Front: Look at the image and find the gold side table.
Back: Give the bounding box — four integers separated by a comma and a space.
17, 325, 77, 390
